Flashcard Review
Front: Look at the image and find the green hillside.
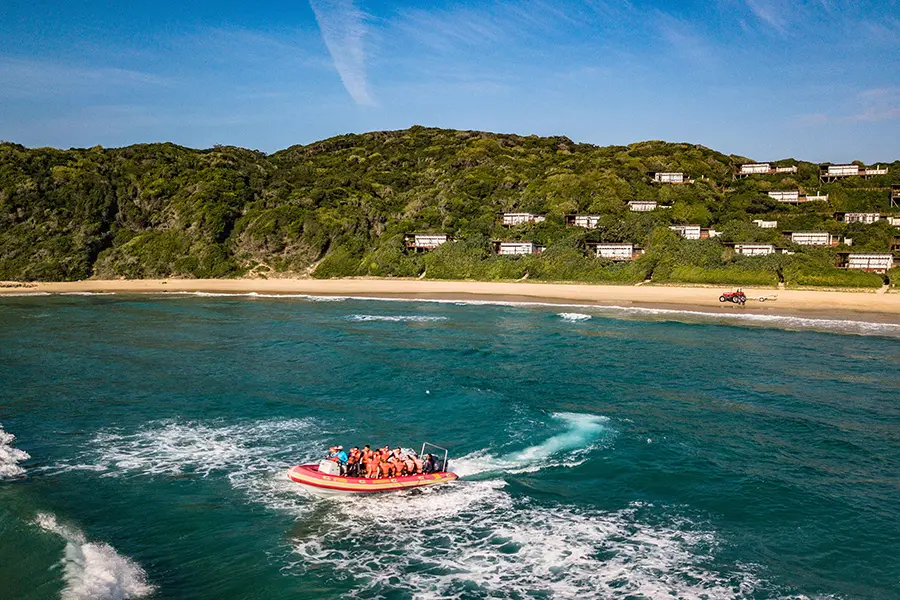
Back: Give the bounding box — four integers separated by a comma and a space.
1, 126, 898, 287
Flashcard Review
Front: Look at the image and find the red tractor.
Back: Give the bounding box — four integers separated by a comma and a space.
719, 289, 747, 304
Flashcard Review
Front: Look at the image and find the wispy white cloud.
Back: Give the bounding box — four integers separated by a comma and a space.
745, 0, 790, 33
846, 88, 900, 122
795, 87, 900, 126
0, 57, 168, 99
654, 12, 719, 66
390, 1, 621, 55
857, 16, 900, 46
309, 0, 373, 106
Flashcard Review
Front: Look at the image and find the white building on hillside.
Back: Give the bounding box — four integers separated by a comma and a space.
734, 244, 776, 256
752, 219, 778, 229
670, 225, 702, 240
404, 234, 449, 251
495, 241, 543, 255
836, 213, 880, 224
768, 191, 829, 203
790, 232, 836, 247
839, 253, 894, 272
501, 213, 546, 226
566, 215, 602, 228
589, 243, 643, 261
652, 172, 691, 184
821, 164, 889, 181
768, 190, 801, 203
628, 201, 658, 212
737, 163, 798, 176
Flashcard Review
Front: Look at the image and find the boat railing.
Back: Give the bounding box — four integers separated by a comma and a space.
421, 442, 449, 472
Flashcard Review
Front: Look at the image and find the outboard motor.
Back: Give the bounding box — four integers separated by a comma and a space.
318, 459, 341, 475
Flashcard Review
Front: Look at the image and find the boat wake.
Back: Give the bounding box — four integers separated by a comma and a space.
451, 412, 614, 477
0, 423, 30, 479
48, 413, 778, 598
54, 418, 327, 512
276, 412, 768, 597
287, 481, 759, 599
34, 513, 154, 600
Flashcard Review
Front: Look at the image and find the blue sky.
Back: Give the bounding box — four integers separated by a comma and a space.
1, 0, 898, 161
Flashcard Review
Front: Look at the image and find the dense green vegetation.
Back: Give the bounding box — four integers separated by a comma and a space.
1, 127, 898, 287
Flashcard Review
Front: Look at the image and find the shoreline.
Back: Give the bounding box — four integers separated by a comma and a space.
2, 278, 900, 323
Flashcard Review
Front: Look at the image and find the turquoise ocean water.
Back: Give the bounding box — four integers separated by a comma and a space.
1, 293, 899, 600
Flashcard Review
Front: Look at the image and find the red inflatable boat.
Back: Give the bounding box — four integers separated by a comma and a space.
288, 443, 457, 496
288, 464, 457, 496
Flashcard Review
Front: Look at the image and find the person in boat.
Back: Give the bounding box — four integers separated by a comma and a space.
327, 446, 349, 474
346, 447, 361, 477
364, 446, 379, 479
423, 453, 436, 474
382, 446, 398, 478
403, 452, 415, 476
393, 447, 415, 476
359, 445, 373, 477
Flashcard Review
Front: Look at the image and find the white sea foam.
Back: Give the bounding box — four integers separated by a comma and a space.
288, 482, 757, 599
0, 423, 29, 479
58, 418, 327, 513
278, 412, 758, 597
347, 314, 448, 322
451, 412, 613, 477
56, 414, 764, 597
160, 291, 348, 301
58, 292, 116, 296
0, 291, 52, 297
34, 513, 154, 600
558, 312, 592, 321
157, 291, 899, 337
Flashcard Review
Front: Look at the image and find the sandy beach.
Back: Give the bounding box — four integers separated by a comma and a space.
2, 278, 899, 322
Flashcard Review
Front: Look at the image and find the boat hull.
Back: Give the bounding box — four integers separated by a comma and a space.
288, 464, 458, 496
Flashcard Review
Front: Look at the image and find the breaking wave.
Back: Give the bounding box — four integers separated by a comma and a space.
0, 291, 52, 297
558, 312, 592, 321
161, 291, 348, 301
0, 423, 29, 479
347, 314, 448, 322
34, 513, 154, 600
155, 292, 898, 337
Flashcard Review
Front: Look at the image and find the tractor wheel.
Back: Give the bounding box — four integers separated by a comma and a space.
732, 297, 741, 304
719, 296, 727, 302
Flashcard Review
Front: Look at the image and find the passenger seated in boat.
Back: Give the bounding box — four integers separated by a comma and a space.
364, 447, 379, 478
391, 447, 404, 474
403, 453, 416, 476
346, 447, 361, 477
329, 444, 437, 478
359, 445, 373, 477
380, 447, 396, 478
